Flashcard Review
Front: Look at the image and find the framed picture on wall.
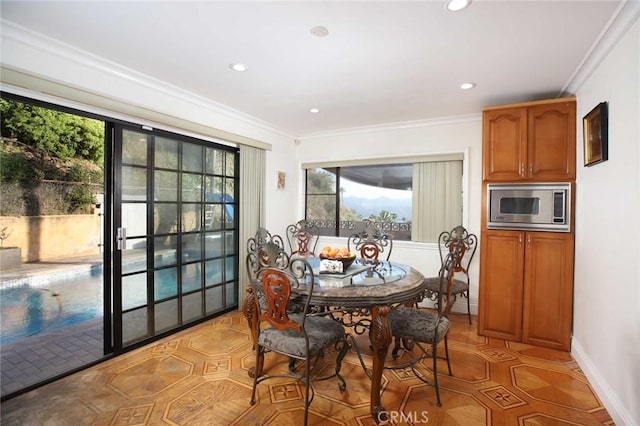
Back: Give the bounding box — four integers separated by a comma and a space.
277, 171, 286, 189
583, 102, 608, 167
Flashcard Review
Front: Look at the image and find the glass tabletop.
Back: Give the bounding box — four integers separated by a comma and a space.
305, 257, 407, 288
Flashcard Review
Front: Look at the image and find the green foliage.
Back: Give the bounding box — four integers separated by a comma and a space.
67, 186, 96, 213
369, 210, 398, 222
306, 168, 336, 194
0, 145, 30, 183
305, 169, 337, 221
0, 98, 104, 163
340, 205, 361, 221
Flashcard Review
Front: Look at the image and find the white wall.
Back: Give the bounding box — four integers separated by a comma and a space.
296, 117, 483, 313
264, 143, 300, 237
572, 18, 640, 425
0, 21, 300, 244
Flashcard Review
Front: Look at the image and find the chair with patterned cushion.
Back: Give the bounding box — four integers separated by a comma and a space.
347, 219, 393, 265
423, 225, 477, 324
246, 228, 306, 314
286, 220, 319, 258
386, 237, 463, 406
249, 250, 348, 426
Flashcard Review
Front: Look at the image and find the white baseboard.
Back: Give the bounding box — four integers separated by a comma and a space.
572, 337, 635, 425
417, 298, 478, 316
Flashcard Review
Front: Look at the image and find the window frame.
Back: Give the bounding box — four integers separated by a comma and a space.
303, 153, 467, 243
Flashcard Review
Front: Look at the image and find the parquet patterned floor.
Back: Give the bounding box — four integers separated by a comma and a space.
0, 310, 613, 425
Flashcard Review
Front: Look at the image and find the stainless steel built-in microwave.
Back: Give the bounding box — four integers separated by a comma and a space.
487, 182, 571, 232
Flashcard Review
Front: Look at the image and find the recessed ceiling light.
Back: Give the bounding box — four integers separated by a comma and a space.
229, 63, 248, 72
310, 26, 329, 38
460, 82, 476, 90
309, 108, 320, 114
446, 0, 471, 12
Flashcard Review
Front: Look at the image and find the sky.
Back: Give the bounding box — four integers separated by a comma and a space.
340, 177, 412, 200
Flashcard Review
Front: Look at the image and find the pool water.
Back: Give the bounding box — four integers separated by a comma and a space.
0, 272, 104, 345
0, 260, 233, 345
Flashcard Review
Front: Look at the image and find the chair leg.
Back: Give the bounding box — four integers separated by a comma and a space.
304, 354, 311, 426
432, 341, 441, 407
444, 335, 452, 376
465, 291, 472, 324
392, 336, 402, 359
250, 347, 262, 405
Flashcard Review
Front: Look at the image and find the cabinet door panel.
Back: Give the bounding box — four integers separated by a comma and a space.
483, 108, 527, 181
522, 232, 574, 350
528, 101, 576, 180
478, 230, 524, 340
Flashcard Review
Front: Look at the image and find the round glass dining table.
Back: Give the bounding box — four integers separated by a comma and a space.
242, 257, 426, 422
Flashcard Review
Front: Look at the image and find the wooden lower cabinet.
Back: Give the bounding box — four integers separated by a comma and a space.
478, 229, 574, 351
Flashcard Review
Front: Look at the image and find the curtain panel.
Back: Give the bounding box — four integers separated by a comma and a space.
411, 160, 463, 242
238, 145, 266, 303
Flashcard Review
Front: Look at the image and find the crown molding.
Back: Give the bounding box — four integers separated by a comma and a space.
0, 19, 298, 142
562, 0, 640, 95
298, 113, 482, 141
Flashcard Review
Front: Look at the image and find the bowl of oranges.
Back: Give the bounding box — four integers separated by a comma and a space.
319, 246, 357, 271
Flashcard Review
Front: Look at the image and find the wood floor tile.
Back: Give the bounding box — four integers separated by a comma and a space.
0, 311, 613, 425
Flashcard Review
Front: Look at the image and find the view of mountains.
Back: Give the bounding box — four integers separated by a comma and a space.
344, 196, 412, 221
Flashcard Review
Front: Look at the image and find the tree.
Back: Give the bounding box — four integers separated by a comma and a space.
369, 210, 398, 222
305, 169, 337, 221
0, 98, 104, 163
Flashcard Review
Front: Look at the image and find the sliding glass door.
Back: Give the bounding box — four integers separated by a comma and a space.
113, 125, 238, 350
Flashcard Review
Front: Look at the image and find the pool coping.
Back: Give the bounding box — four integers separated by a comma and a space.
0, 255, 104, 289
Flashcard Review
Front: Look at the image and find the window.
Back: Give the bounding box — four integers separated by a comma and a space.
304, 158, 463, 242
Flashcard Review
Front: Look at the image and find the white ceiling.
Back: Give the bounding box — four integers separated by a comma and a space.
0, 1, 624, 137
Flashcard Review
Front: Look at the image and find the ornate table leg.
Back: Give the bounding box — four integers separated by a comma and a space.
241, 288, 263, 378
370, 305, 391, 423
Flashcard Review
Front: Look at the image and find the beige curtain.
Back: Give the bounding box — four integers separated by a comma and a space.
411, 161, 463, 242
238, 145, 266, 304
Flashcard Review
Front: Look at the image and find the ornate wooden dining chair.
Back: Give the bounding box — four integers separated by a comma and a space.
246, 227, 287, 281
386, 237, 463, 406
249, 250, 348, 426
347, 219, 393, 265
285, 219, 319, 258
245, 228, 305, 315
423, 225, 477, 324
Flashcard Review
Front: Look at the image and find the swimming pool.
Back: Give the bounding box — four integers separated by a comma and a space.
0, 268, 104, 345
0, 261, 231, 345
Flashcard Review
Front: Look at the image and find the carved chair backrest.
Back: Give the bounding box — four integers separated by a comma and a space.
437, 237, 465, 317
246, 228, 286, 279
437, 225, 477, 281
347, 220, 393, 264
286, 220, 319, 257
255, 256, 314, 331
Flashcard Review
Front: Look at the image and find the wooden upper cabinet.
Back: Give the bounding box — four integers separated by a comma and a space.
483, 98, 576, 181
482, 107, 527, 181
528, 101, 576, 180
